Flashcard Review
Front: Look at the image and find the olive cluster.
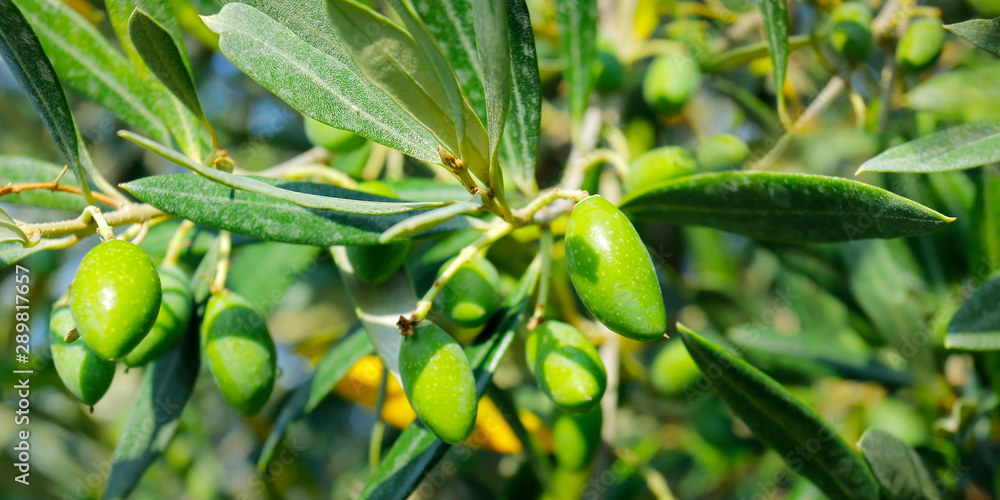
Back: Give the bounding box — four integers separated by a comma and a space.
51, 239, 276, 416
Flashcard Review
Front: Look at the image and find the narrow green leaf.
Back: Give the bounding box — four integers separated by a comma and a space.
904, 63, 1000, 123
379, 199, 482, 243
386, 0, 466, 148
414, 0, 486, 121
618, 172, 954, 243
11, 0, 172, 145
502, 0, 542, 196
0, 241, 47, 269
704, 34, 811, 74
104, 324, 200, 500
555, 0, 597, 128
0, 208, 28, 245
860, 429, 941, 500
0, 157, 89, 211
119, 131, 448, 214
105, 0, 205, 160
843, 240, 926, 349
122, 174, 472, 246
258, 328, 374, 470
0, 0, 91, 198
858, 121, 1000, 174
360, 257, 540, 500
973, 166, 1000, 271
946, 275, 1000, 350
324, 0, 467, 163
679, 325, 881, 500
759, 0, 790, 119
946, 17, 1000, 57
202, 1, 439, 163
471, 0, 509, 169
129, 8, 206, 121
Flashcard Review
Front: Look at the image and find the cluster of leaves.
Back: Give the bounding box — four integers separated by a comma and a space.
5, 0, 1000, 499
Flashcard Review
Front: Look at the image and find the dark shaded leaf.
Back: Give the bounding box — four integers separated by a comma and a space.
679, 325, 880, 500
619, 172, 953, 243
860, 429, 942, 500
128, 8, 206, 121
946, 17, 1000, 57
122, 174, 473, 246
501, 0, 541, 196
555, 0, 597, 127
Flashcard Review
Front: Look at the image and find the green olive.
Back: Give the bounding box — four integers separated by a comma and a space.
345, 181, 411, 284
399, 322, 478, 444
50, 304, 115, 406
593, 38, 625, 94
525, 321, 606, 413
565, 196, 667, 341
624, 146, 697, 194
304, 116, 367, 152
650, 340, 700, 396
642, 53, 701, 116
201, 291, 277, 417
551, 408, 603, 470
696, 133, 750, 171
71, 239, 162, 361
433, 256, 502, 329
123, 265, 193, 367
830, 3, 873, 62
896, 18, 945, 73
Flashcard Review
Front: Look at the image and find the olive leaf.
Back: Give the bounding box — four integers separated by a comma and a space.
946, 275, 1000, 351
122, 174, 473, 246
385, 0, 466, 149
470, 0, 509, 175
905, 64, 1000, 123
379, 199, 483, 243
258, 328, 374, 470
679, 325, 881, 500
618, 172, 954, 243
555, 0, 597, 128
759, 0, 790, 121
946, 17, 1000, 57
202, 1, 439, 163
0, 0, 92, 199
502, 0, 542, 196
128, 8, 207, 123
105, 0, 205, 160
10, 0, 173, 146
361, 257, 540, 499
0, 208, 28, 246
415, 0, 486, 122
325, 0, 494, 184
859, 429, 942, 500
858, 121, 1000, 174
0, 242, 47, 269
104, 322, 200, 500
119, 131, 448, 214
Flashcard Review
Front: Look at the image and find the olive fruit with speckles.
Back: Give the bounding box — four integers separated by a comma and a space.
345, 181, 411, 284
642, 53, 700, 115
201, 291, 276, 417
552, 408, 603, 470
50, 304, 115, 406
433, 257, 501, 329
525, 321, 606, 413
71, 239, 161, 361
565, 196, 667, 341
897, 18, 945, 73
399, 322, 477, 444
624, 146, 697, 194
304, 116, 367, 152
123, 265, 193, 367
696, 133, 750, 171
830, 2, 872, 62
650, 339, 700, 396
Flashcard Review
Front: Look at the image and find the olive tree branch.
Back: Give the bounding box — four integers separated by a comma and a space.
16, 203, 163, 244
0, 168, 125, 208
410, 221, 514, 323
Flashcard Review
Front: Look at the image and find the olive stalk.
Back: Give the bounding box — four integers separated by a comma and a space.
411, 221, 513, 322
163, 220, 197, 267
369, 365, 389, 473
83, 206, 115, 241
527, 228, 553, 330
515, 188, 589, 224
0, 166, 124, 208
212, 231, 232, 293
